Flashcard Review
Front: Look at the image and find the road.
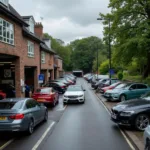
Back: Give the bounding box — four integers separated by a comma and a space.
0, 78, 132, 150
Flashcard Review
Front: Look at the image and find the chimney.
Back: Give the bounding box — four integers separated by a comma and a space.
34, 22, 43, 39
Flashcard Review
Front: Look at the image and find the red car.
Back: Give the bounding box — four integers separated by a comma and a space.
32, 87, 59, 106
100, 82, 121, 94
0, 90, 6, 100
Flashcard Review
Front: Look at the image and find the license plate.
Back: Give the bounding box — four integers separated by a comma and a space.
111, 114, 117, 119
37, 99, 45, 102
0, 116, 6, 120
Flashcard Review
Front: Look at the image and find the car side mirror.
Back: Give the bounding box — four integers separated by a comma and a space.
129, 88, 133, 90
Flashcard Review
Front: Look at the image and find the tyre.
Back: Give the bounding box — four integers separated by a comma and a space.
135, 114, 150, 131
120, 94, 126, 102
145, 139, 150, 150
44, 110, 48, 122
27, 119, 34, 135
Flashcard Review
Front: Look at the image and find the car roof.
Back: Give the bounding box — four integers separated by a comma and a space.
0, 98, 30, 103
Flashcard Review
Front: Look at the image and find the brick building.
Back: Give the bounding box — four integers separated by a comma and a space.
0, 0, 63, 98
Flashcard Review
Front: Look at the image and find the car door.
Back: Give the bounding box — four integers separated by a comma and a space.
127, 84, 138, 99
25, 99, 41, 125
137, 84, 148, 97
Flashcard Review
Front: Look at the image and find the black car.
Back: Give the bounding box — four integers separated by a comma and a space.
43, 82, 67, 94
111, 92, 150, 131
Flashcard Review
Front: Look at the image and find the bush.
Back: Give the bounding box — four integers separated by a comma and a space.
117, 72, 123, 80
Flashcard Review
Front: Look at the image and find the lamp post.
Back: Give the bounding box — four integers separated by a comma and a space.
97, 17, 111, 85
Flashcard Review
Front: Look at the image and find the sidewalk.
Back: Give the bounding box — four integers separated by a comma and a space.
96, 93, 144, 150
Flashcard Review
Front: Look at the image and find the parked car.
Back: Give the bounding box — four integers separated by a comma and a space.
98, 79, 119, 88
92, 78, 109, 89
104, 83, 128, 101
32, 87, 59, 106
55, 79, 70, 86
111, 91, 150, 131
100, 82, 121, 94
0, 84, 15, 98
0, 91, 6, 100
87, 75, 94, 83
84, 73, 92, 81
0, 98, 48, 134
43, 82, 67, 94
104, 83, 150, 102
144, 126, 150, 150
63, 85, 86, 104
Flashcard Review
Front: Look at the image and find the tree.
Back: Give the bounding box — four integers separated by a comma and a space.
44, 33, 73, 71
70, 36, 105, 73
100, 0, 150, 78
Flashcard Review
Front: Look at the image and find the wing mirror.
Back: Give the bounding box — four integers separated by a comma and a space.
129, 88, 133, 90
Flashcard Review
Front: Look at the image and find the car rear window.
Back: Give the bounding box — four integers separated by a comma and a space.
0, 101, 23, 109
36, 88, 51, 94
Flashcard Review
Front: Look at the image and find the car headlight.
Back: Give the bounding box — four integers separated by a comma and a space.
120, 111, 135, 116
78, 95, 83, 97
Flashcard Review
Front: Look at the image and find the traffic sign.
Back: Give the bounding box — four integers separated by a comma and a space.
38, 74, 44, 83
109, 69, 115, 75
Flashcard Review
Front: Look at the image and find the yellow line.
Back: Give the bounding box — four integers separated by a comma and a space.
0, 139, 14, 150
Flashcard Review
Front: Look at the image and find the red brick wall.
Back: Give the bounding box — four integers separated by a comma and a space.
0, 14, 40, 97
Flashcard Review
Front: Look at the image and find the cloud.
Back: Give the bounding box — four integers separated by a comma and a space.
10, 0, 110, 43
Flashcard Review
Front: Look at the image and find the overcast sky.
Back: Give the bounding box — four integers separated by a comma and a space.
10, 0, 110, 44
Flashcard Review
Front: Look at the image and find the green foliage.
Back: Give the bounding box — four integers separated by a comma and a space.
70, 36, 105, 73
100, 0, 150, 78
44, 33, 73, 71
99, 60, 109, 74
117, 71, 123, 80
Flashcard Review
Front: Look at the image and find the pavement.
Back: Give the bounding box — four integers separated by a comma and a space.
0, 78, 137, 150
96, 92, 144, 150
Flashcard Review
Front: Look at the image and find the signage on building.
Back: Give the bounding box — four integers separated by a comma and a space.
38, 74, 44, 83
4, 69, 11, 78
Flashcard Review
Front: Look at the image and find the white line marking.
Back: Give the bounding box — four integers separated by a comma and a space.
0, 139, 14, 150
96, 94, 135, 150
32, 121, 55, 150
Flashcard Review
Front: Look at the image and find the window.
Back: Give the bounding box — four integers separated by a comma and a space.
41, 51, 45, 63
26, 99, 37, 109
137, 84, 147, 89
28, 41, 34, 57
0, 0, 9, 6
29, 18, 34, 33
0, 17, 14, 45
130, 84, 137, 90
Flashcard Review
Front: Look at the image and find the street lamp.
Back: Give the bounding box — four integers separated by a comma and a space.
97, 17, 111, 85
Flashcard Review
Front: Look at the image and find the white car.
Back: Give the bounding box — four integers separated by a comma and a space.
63, 85, 85, 104
144, 126, 150, 150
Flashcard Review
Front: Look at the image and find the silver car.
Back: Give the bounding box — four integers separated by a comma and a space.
144, 126, 150, 150
0, 98, 48, 134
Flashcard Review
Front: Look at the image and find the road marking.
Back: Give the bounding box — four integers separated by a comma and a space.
56, 105, 67, 111
96, 94, 135, 150
0, 139, 14, 150
32, 121, 55, 150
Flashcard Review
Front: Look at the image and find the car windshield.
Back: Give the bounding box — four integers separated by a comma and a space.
110, 82, 120, 87
123, 83, 133, 89
0, 101, 23, 110
36, 88, 51, 94
115, 83, 127, 89
67, 86, 82, 91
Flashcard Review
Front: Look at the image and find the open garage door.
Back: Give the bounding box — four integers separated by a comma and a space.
0, 54, 17, 98
73, 70, 83, 77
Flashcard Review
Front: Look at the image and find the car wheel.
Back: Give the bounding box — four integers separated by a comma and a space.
27, 119, 34, 135
44, 110, 48, 122
120, 95, 126, 102
145, 139, 150, 150
135, 114, 150, 131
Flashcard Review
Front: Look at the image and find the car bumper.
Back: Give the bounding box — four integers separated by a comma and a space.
103, 95, 119, 101
0, 121, 28, 132
63, 97, 84, 103
111, 113, 135, 126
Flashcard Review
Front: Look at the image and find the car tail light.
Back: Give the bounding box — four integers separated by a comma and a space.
9, 114, 24, 120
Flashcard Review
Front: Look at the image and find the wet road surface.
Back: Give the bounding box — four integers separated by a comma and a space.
1, 78, 132, 150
